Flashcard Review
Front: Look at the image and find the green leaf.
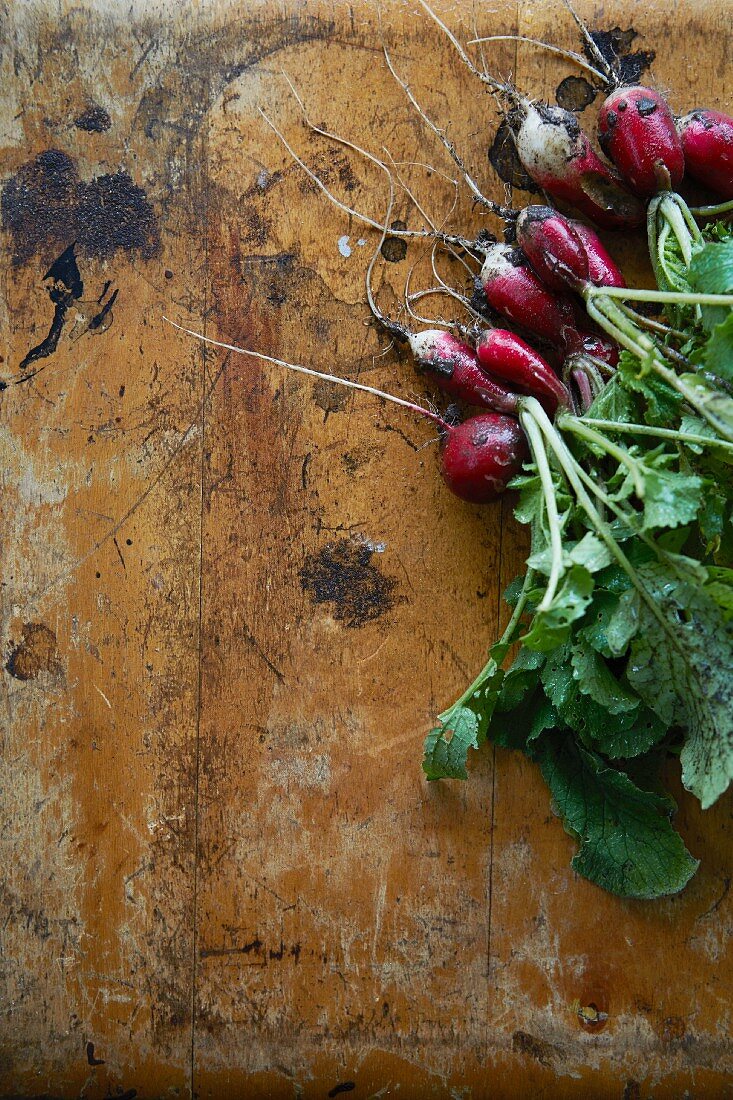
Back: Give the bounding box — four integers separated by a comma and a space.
568, 532, 614, 573
702, 312, 733, 384
619, 562, 733, 808
678, 373, 733, 440
689, 240, 733, 331
534, 735, 699, 898
540, 644, 662, 758
587, 376, 637, 422
578, 590, 621, 658
423, 706, 481, 780
571, 638, 640, 715
491, 688, 558, 751
606, 587, 639, 655
642, 468, 703, 530
522, 566, 594, 652
495, 646, 545, 712
679, 414, 719, 453
617, 352, 682, 425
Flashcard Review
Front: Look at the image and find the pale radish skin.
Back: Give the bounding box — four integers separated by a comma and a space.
678, 109, 733, 199
416, 1, 644, 229
598, 86, 685, 198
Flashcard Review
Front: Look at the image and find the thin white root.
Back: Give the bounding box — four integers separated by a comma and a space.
560, 0, 615, 83
468, 35, 607, 84
162, 318, 450, 430
382, 43, 512, 218
416, 0, 524, 105
259, 102, 476, 252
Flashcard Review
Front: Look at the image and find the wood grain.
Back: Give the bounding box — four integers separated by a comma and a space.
0, 1, 731, 1097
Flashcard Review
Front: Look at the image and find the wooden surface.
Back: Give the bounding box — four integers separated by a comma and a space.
1, 1, 732, 1096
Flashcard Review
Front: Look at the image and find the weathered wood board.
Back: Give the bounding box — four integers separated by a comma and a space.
1, 1, 731, 1096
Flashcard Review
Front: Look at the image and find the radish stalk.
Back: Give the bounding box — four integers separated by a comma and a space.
689, 198, 733, 217
584, 295, 733, 441
518, 410, 566, 610
562, 417, 645, 498
571, 416, 733, 453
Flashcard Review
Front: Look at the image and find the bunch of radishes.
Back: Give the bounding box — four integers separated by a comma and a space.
349, 2, 733, 506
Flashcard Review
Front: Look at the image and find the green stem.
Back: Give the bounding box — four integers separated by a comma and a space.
661, 194, 694, 265
561, 418, 645, 498
616, 303, 688, 342
523, 399, 676, 636
588, 286, 733, 307
588, 296, 733, 442
520, 410, 565, 612
689, 197, 733, 217
575, 416, 733, 453
647, 194, 665, 289
585, 296, 655, 360
438, 567, 535, 719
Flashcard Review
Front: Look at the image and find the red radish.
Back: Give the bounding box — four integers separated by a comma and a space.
568, 221, 626, 288
515, 205, 589, 292
677, 109, 733, 199
598, 87, 685, 198
440, 413, 528, 503
475, 330, 571, 416
480, 242, 579, 348
407, 330, 519, 414
366, 291, 519, 415
163, 318, 527, 505
514, 104, 645, 229
479, 242, 617, 363
517, 206, 627, 294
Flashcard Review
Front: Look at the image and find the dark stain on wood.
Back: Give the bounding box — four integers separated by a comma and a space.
299, 538, 398, 627
556, 75, 598, 112
74, 103, 112, 132
511, 1030, 562, 1068
1, 150, 159, 265
585, 26, 655, 85
5, 623, 61, 681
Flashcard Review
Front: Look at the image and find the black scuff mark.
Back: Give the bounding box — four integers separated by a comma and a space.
488, 117, 542, 194
584, 27, 655, 86
556, 75, 597, 112
1, 148, 159, 266
13, 243, 83, 381
3, 243, 120, 389
381, 219, 408, 263
86, 286, 119, 333
85, 1041, 105, 1066
328, 1085, 356, 1098
299, 538, 398, 628
74, 103, 112, 132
